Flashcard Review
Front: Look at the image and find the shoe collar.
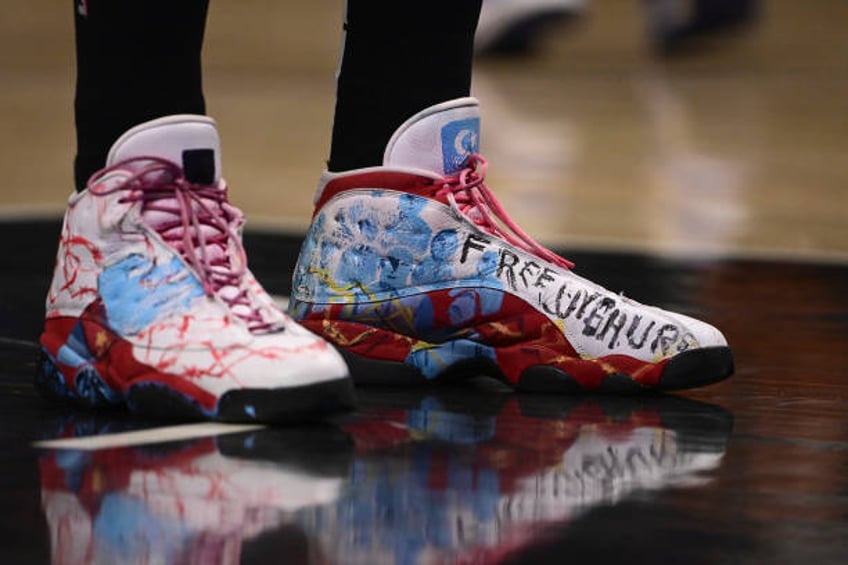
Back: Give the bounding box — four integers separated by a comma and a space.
106, 114, 223, 185
313, 97, 482, 210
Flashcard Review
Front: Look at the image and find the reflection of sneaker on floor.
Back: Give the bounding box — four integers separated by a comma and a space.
38, 115, 354, 422
290, 97, 734, 391
304, 389, 732, 565
39, 420, 353, 564
476, 0, 586, 56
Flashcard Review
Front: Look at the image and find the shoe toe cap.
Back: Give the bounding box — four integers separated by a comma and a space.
244, 331, 350, 389
664, 311, 728, 349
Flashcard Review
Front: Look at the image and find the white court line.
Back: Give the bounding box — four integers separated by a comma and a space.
33, 422, 265, 451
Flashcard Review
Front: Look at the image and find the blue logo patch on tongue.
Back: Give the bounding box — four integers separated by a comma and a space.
440, 118, 480, 174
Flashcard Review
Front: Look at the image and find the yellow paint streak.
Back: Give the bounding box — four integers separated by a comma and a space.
94, 331, 108, 354
488, 322, 522, 338
322, 321, 379, 347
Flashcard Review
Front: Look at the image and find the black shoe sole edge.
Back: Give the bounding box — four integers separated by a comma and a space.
340, 346, 734, 394
127, 377, 357, 423
36, 348, 356, 423
657, 346, 735, 391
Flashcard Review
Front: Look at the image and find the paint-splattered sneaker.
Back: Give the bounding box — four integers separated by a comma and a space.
290, 98, 734, 392
38, 115, 354, 421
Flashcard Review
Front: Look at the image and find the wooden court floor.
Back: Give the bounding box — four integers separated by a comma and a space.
0, 1, 847, 564
1, 223, 847, 564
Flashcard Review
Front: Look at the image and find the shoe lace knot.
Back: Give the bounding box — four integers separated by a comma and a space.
433, 154, 574, 270
89, 156, 279, 332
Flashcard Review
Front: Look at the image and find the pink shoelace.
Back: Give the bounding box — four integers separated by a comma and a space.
434, 154, 574, 270
89, 156, 275, 332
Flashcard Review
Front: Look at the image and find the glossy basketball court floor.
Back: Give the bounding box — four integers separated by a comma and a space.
1, 1, 846, 563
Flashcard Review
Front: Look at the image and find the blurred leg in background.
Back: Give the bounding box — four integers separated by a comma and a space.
474, 0, 759, 57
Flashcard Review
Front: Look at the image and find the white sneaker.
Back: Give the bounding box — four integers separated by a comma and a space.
290, 98, 733, 392
38, 115, 354, 421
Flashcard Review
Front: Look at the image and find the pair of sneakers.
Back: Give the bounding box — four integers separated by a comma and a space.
37, 98, 733, 422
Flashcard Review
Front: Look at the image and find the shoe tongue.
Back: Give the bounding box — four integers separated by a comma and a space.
109, 115, 244, 317
106, 115, 222, 184
383, 97, 481, 176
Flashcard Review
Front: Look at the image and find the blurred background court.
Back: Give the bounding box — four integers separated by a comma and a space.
2, 0, 846, 259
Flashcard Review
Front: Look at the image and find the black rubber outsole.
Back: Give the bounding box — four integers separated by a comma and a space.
36, 348, 357, 423
127, 377, 357, 423
341, 346, 735, 394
